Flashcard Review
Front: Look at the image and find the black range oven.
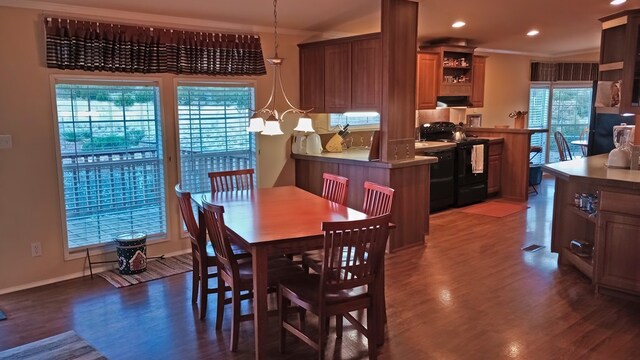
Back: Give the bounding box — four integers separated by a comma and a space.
419, 122, 489, 209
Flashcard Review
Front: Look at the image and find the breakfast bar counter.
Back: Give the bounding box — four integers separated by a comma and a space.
293, 148, 435, 252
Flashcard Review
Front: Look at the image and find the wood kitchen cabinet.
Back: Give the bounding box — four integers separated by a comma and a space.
595, 190, 640, 295
416, 46, 486, 109
419, 45, 474, 97
299, 33, 382, 113
351, 37, 382, 111
470, 55, 486, 108
487, 140, 503, 195
299, 46, 325, 112
324, 42, 351, 113
416, 52, 438, 109
598, 9, 640, 115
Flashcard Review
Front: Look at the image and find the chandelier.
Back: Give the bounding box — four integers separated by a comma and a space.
247, 0, 314, 135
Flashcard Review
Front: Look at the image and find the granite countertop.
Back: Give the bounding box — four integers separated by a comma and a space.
292, 148, 438, 169
543, 154, 640, 189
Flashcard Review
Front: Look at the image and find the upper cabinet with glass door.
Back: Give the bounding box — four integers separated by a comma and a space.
599, 9, 640, 115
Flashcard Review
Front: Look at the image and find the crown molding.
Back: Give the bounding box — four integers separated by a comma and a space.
474, 47, 550, 58
0, 0, 318, 37
475, 46, 600, 60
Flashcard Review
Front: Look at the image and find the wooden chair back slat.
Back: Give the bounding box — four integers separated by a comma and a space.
320, 215, 391, 293
201, 200, 240, 278
175, 185, 200, 243
321, 172, 349, 205
208, 169, 255, 192
362, 181, 395, 217
554, 131, 573, 161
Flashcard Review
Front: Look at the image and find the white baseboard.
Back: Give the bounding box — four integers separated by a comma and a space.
0, 249, 191, 295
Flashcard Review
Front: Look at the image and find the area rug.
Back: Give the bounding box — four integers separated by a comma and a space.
460, 200, 529, 218
0, 310, 6, 321
98, 253, 192, 288
0, 331, 106, 360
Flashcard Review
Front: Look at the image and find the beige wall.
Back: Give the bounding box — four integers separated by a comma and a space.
0, 6, 304, 292
466, 53, 533, 127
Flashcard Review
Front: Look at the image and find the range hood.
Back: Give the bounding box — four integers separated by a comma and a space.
436, 96, 472, 108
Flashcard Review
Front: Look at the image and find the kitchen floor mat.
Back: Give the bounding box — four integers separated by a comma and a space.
0, 331, 105, 360
522, 244, 545, 252
460, 200, 529, 218
97, 253, 192, 288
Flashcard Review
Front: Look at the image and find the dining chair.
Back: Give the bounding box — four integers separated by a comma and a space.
208, 168, 254, 192
321, 172, 349, 205
278, 214, 391, 360
201, 199, 304, 352
302, 181, 395, 273
175, 185, 249, 320
578, 128, 589, 156
554, 131, 573, 161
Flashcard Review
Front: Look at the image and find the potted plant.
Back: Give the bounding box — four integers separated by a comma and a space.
509, 110, 528, 129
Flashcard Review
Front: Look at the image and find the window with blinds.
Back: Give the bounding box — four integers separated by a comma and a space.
176, 84, 256, 193
528, 83, 592, 163
53, 81, 166, 251
329, 113, 380, 128
528, 85, 550, 165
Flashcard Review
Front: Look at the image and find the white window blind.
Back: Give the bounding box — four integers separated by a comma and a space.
528, 85, 550, 165
177, 84, 256, 193
54, 82, 166, 250
329, 113, 380, 128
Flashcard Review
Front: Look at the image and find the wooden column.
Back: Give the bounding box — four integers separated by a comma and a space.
380, 0, 418, 162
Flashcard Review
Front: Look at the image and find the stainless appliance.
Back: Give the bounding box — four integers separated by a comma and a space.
419, 122, 489, 208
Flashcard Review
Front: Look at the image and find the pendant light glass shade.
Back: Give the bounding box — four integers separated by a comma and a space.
261, 115, 284, 136
246, 0, 312, 136
247, 113, 266, 132
293, 114, 315, 132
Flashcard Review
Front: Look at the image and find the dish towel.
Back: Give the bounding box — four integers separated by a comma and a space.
471, 144, 484, 173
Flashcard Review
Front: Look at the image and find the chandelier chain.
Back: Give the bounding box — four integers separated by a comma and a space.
273, 0, 279, 57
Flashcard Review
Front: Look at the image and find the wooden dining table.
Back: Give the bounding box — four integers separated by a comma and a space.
191, 185, 381, 359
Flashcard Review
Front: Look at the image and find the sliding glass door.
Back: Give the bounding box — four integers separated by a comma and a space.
529, 82, 593, 163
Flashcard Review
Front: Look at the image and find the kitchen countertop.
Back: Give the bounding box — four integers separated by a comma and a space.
466, 127, 548, 134
543, 154, 640, 189
477, 136, 504, 144
414, 141, 457, 151
292, 148, 438, 168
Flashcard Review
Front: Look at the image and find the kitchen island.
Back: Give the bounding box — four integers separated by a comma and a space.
293, 148, 437, 252
543, 154, 640, 298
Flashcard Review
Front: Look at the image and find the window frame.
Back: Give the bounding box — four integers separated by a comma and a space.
328, 113, 381, 131
50, 75, 170, 260
172, 78, 259, 238
529, 81, 593, 163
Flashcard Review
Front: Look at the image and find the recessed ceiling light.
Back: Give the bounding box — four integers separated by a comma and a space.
452, 21, 466, 28
527, 30, 540, 37
610, 0, 626, 5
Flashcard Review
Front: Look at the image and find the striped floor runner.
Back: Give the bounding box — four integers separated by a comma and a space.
98, 253, 192, 288
0, 331, 105, 360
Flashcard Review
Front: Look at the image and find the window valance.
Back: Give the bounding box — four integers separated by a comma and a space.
44, 17, 267, 76
530, 62, 598, 82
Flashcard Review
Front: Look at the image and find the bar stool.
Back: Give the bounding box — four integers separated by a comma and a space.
529, 146, 543, 195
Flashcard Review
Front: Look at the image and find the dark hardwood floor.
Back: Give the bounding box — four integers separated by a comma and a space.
1, 176, 639, 359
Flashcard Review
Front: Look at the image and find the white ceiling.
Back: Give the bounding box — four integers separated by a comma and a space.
9, 0, 640, 56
